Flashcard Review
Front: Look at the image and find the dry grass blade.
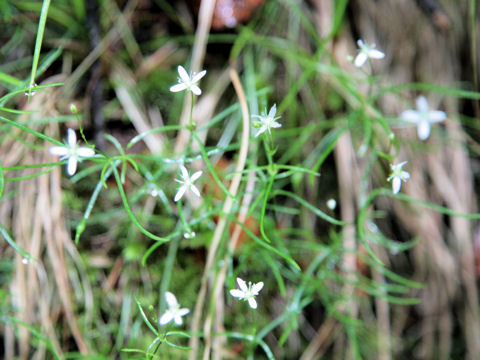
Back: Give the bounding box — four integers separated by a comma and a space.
174, 0, 216, 154
188, 67, 250, 360
1, 78, 89, 357
111, 61, 165, 153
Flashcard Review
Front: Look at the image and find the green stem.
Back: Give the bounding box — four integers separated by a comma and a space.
260, 176, 275, 244
176, 200, 192, 235
191, 132, 234, 199
112, 164, 168, 243
30, 0, 52, 89
189, 92, 195, 128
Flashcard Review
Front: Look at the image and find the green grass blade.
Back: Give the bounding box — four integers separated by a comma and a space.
29, 0, 51, 88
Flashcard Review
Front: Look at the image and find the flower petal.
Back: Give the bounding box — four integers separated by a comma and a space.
230, 289, 245, 299
67, 157, 77, 176
401, 171, 410, 180
165, 292, 178, 308
192, 70, 206, 83
416, 96, 429, 112
177, 66, 190, 83
392, 177, 401, 194
247, 297, 258, 309
271, 121, 282, 129
400, 110, 421, 123
49, 146, 69, 156
236, 277, 248, 292
159, 311, 173, 325
367, 49, 385, 59
268, 104, 277, 118
429, 110, 446, 123
170, 83, 187, 92
357, 39, 364, 48
191, 171, 203, 182
177, 308, 190, 317
251, 282, 264, 294
180, 165, 189, 180
67, 128, 77, 147
354, 52, 368, 67
418, 120, 431, 140
77, 147, 95, 157
190, 85, 202, 95
255, 126, 267, 137
174, 315, 183, 325
174, 186, 186, 202
190, 184, 201, 197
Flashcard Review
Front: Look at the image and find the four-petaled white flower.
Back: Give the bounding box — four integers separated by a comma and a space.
387, 161, 410, 194
229, 277, 264, 309
49, 128, 95, 176
174, 165, 203, 202
159, 292, 190, 326
169, 65, 206, 96
252, 104, 282, 138
400, 96, 446, 140
354, 39, 385, 67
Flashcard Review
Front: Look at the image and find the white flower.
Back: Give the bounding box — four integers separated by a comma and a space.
354, 39, 385, 67
146, 183, 161, 197
400, 96, 446, 140
252, 104, 282, 138
387, 161, 410, 194
159, 292, 190, 326
183, 231, 195, 239
169, 65, 206, 95
229, 277, 264, 309
174, 165, 202, 202
49, 128, 95, 176
326, 199, 337, 210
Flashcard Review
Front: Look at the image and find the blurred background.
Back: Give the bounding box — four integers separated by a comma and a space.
0, 0, 479, 359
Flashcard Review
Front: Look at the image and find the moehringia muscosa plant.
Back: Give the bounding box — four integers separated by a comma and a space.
174, 164, 203, 202
49, 128, 95, 176
230, 277, 264, 309
169, 65, 206, 96
400, 95, 446, 140
354, 39, 385, 67
159, 292, 190, 326
387, 161, 410, 194
252, 104, 282, 138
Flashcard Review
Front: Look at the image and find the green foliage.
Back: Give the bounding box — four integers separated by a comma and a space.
1, 0, 479, 359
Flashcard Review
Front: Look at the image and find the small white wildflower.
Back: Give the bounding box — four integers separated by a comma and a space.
252, 104, 282, 138
229, 277, 264, 309
184, 231, 196, 239
400, 96, 446, 140
49, 128, 95, 176
354, 39, 385, 67
169, 65, 206, 96
326, 199, 337, 210
174, 165, 202, 202
22, 258, 29, 265
387, 161, 410, 194
146, 183, 161, 197
159, 292, 190, 326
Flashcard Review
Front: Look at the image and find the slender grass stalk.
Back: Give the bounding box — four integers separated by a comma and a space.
29, 0, 51, 91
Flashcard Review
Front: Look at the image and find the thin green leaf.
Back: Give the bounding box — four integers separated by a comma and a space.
0, 223, 35, 261
134, 297, 158, 335
273, 189, 349, 225
29, 0, 52, 89
6, 317, 61, 360
112, 165, 168, 243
